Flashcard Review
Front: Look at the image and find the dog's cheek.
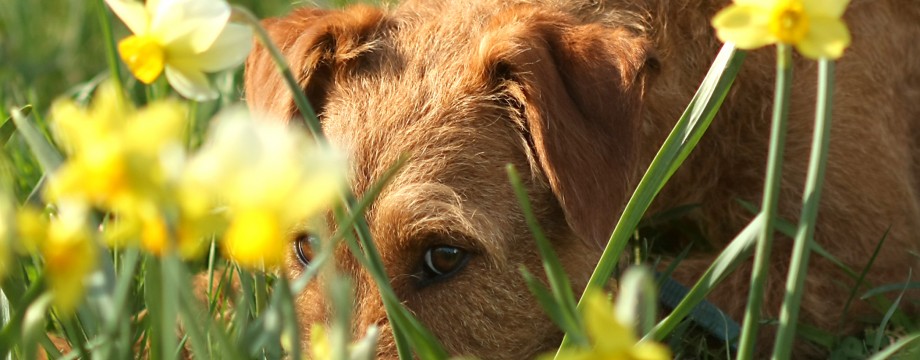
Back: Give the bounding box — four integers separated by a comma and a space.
388, 243, 557, 359
414, 274, 559, 358
293, 285, 328, 342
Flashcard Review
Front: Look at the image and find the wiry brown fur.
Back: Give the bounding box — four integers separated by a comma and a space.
245, 0, 920, 358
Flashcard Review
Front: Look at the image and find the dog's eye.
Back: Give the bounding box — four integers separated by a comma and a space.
293, 233, 319, 266
423, 246, 470, 278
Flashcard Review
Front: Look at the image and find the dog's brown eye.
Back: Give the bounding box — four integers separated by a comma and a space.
293, 233, 318, 266
423, 246, 470, 277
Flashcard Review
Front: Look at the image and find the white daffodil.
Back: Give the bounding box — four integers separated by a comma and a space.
106, 0, 253, 100
183, 108, 346, 269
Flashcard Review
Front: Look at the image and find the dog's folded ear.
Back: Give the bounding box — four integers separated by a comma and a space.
477, 6, 658, 245
244, 6, 386, 122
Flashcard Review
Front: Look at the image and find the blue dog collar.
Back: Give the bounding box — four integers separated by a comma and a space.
658, 275, 741, 351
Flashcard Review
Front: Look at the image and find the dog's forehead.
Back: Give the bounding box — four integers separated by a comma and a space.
321, 73, 519, 193
318, 20, 523, 196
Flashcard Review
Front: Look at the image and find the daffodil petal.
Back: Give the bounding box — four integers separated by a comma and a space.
795, 16, 851, 59
152, 0, 231, 52
190, 23, 253, 72
803, 0, 851, 18
582, 291, 637, 353
284, 150, 345, 223
223, 209, 284, 269
631, 341, 673, 360
310, 324, 331, 359
712, 4, 776, 49
125, 100, 188, 154
105, 0, 149, 34
145, 0, 160, 15
165, 65, 218, 101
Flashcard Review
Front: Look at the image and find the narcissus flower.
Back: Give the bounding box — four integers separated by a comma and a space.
308, 323, 379, 360
106, 0, 253, 100
185, 109, 346, 270
48, 83, 210, 257
17, 206, 97, 314
550, 290, 671, 360
712, 0, 851, 59
310, 324, 332, 360
48, 83, 187, 210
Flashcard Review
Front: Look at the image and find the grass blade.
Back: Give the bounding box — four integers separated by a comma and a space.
872, 271, 911, 352
556, 43, 746, 354
1, 105, 31, 146
583, 44, 746, 296
645, 214, 762, 342
10, 108, 63, 173
868, 333, 920, 360
507, 165, 588, 347
519, 268, 584, 342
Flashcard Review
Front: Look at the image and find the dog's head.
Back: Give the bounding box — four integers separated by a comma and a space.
245, 2, 656, 358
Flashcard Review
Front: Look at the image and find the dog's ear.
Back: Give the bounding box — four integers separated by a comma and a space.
244, 6, 385, 122
477, 7, 658, 245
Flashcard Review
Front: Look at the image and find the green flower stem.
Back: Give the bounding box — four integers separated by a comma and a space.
772, 59, 835, 359
736, 43, 793, 360
94, 0, 124, 91
232, 6, 324, 140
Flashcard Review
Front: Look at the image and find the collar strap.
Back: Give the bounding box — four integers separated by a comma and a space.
658, 275, 741, 351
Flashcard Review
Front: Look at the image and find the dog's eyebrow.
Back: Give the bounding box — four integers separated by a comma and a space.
371, 182, 509, 267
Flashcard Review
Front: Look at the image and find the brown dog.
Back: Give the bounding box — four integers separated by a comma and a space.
244, 0, 920, 358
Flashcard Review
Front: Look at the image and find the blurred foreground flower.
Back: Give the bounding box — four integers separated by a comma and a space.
17, 206, 97, 313
309, 323, 379, 360
551, 290, 671, 360
48, 83, 186, 208
106, 0, 253, 100
48, 83, 209, 257
185, 109, 346, 269
712, 0, 851, 59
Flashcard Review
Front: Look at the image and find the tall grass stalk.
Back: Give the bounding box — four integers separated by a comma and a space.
556, 43, 746, 355
736, 43, 793, 360
93, 0, 123, 92
507, 165, 590, 347
772, 59, 836, 359
644, 213, 763, 341
231, 6, 323, 139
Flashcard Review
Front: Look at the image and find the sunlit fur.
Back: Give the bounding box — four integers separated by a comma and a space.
245, 1, 920, 358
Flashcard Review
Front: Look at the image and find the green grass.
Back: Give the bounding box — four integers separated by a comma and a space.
1, 1, 918, 359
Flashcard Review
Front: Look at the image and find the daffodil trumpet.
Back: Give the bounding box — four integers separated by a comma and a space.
712, 0, 851, 59
106, 0, 253, 101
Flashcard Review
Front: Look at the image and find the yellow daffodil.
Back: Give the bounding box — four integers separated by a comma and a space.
184, 109, 346, 270
550, 290, 671, 360
17, 206, 97, 314
48, 82, 187, 209
308, 323, 379, 360
712, 0, 851, 59
310, 324, 332, 359
48, 83, 208, 257
106, 0, 253, 100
